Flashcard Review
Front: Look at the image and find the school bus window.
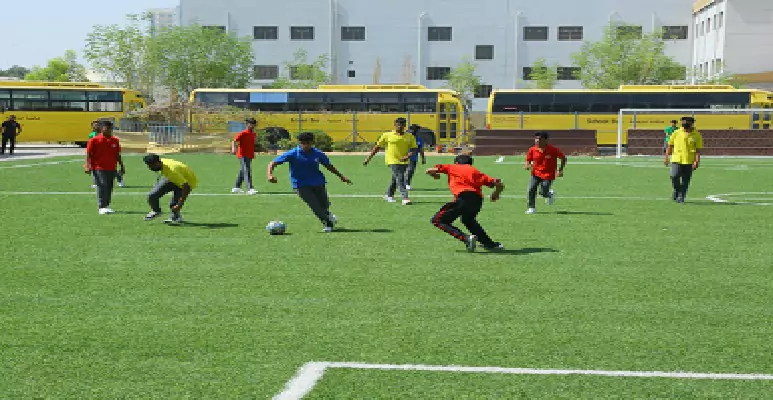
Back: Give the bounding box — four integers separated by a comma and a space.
363, 92, 401, 104
89, 101, 122, 112
0, 90, 9, 99
248, 102, 288, 112
405, 103, 436, 112
87, 91, 121, 102
229, 92, 249, 108
12, 90, 49, 100
195, 92, 229, 105
51, 90, 87, 101
51, 101, 87, 111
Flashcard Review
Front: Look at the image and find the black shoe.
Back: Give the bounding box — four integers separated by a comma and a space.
483, 242, 505, 251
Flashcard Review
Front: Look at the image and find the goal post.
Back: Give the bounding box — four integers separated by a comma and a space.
616, 108, 772, 158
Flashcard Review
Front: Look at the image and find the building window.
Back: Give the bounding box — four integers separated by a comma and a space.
254, 65, 279, 80
719, 12, 724, 28
474, 85, 493, 98
475, 45, 494, 60
700, 21, 705, 35
290, 26, 315, 40
557, 67, 580, 80
558, 26, 583, 41
428, 27, 452, 41
203, 25, 226, 32
254, 26, 277, 40
341, 26, 365, 41
426, 67, 450, 80
523, 26, 548, 41
616, 25, 643, 39
523, 67, 534, 80
707, 18, 711, 32
662, 26, 688, 40
347, 70, 355, 78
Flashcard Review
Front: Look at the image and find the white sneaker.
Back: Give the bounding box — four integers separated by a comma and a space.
322, 226, 333, 233
406, 185, 412, 190
526, 208, 536, 214
231, 188, 243, 193
384, 196, 396, 203
402, 199, 412, 205
144, 211, 160, 221
118, 182, 125, 188
546, 190, 555, 205
327, 212, 337, 226
90, 185, 97, 189
98, 208, 110, 215
104, 208, 115, 214
247, 189, 258, 195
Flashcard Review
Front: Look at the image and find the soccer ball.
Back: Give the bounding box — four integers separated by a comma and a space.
266, 220, 287, 235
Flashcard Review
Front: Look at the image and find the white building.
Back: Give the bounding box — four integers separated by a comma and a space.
179, 0, 695, 109
149, 7, 180, 32
692, 0, 773, 89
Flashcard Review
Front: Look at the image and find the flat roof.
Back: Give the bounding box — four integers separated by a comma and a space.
693, 0, 714, 13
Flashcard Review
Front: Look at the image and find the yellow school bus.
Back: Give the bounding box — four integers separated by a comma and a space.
189, 85, 467, 144
486, 85, 773, 146
0, 82, 145, 145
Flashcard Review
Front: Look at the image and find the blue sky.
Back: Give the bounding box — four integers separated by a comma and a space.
1, 0, 175, 69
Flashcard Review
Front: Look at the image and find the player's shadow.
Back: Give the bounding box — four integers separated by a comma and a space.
116, 185, 153, 189
412, 188, 449, 192
331, 228, 393, 233
460, 247, 558, 256
175, 222, 240, 229
410, 201, 448, 205
251, 191, 295, 195
552, 211, 614, 216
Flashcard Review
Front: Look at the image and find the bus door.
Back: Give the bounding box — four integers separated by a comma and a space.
438, 101, 459, 143
0, 89, 8, 113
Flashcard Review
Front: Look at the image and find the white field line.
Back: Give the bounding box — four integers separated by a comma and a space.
273, 361, 773, 399
0, 191, 681, 202
0, 159, 82, 169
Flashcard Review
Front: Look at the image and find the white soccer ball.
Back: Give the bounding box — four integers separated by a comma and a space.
266, 220, 287, 235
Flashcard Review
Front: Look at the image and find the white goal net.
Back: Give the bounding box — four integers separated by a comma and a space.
616, 108, 772, 158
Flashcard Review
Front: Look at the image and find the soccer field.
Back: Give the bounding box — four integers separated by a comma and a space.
1, 153, 773, 398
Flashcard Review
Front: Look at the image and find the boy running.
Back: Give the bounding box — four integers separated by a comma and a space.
426, 154, 505, 252
88, 120, 125, 188
84, 121, 125, 215
231, 117, 258, 195
524, 132, 567, 214
267, 132, 352, 232
363, 117, 417, 205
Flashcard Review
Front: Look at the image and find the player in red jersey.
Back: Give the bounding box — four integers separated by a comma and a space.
524, 132, 567, 214
426, 154, 505, 252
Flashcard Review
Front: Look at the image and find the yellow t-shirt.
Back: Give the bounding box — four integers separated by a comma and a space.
161, 158, 198, 189
669, 129, 703, 165
376, 131, 418, 165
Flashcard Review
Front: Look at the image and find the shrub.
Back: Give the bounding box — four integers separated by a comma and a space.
303, 130, 333, 152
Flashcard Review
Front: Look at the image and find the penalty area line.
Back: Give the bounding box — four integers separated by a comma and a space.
273, 361, 773, 400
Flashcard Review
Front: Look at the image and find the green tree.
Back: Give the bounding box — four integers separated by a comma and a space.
689, 64, 746, 88
444, 58, 482, 111
271, 49, 331, 89
149, 24, 254, 97
571, 22, 686, 89
24, 50, 88, 82
527, 57, 558, 89
0, 65, 30, 79
84, 14, 157, 96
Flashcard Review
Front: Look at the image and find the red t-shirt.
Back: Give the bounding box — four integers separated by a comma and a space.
235, 129, 256, 159
437, 164, 499, 199
526, 145, 565, 180
86, 135, 121, 171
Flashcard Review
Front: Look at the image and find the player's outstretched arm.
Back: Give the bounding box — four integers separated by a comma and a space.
362, 145, 381, 165
267, 161, 280, 183
324, 164, 352, 184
